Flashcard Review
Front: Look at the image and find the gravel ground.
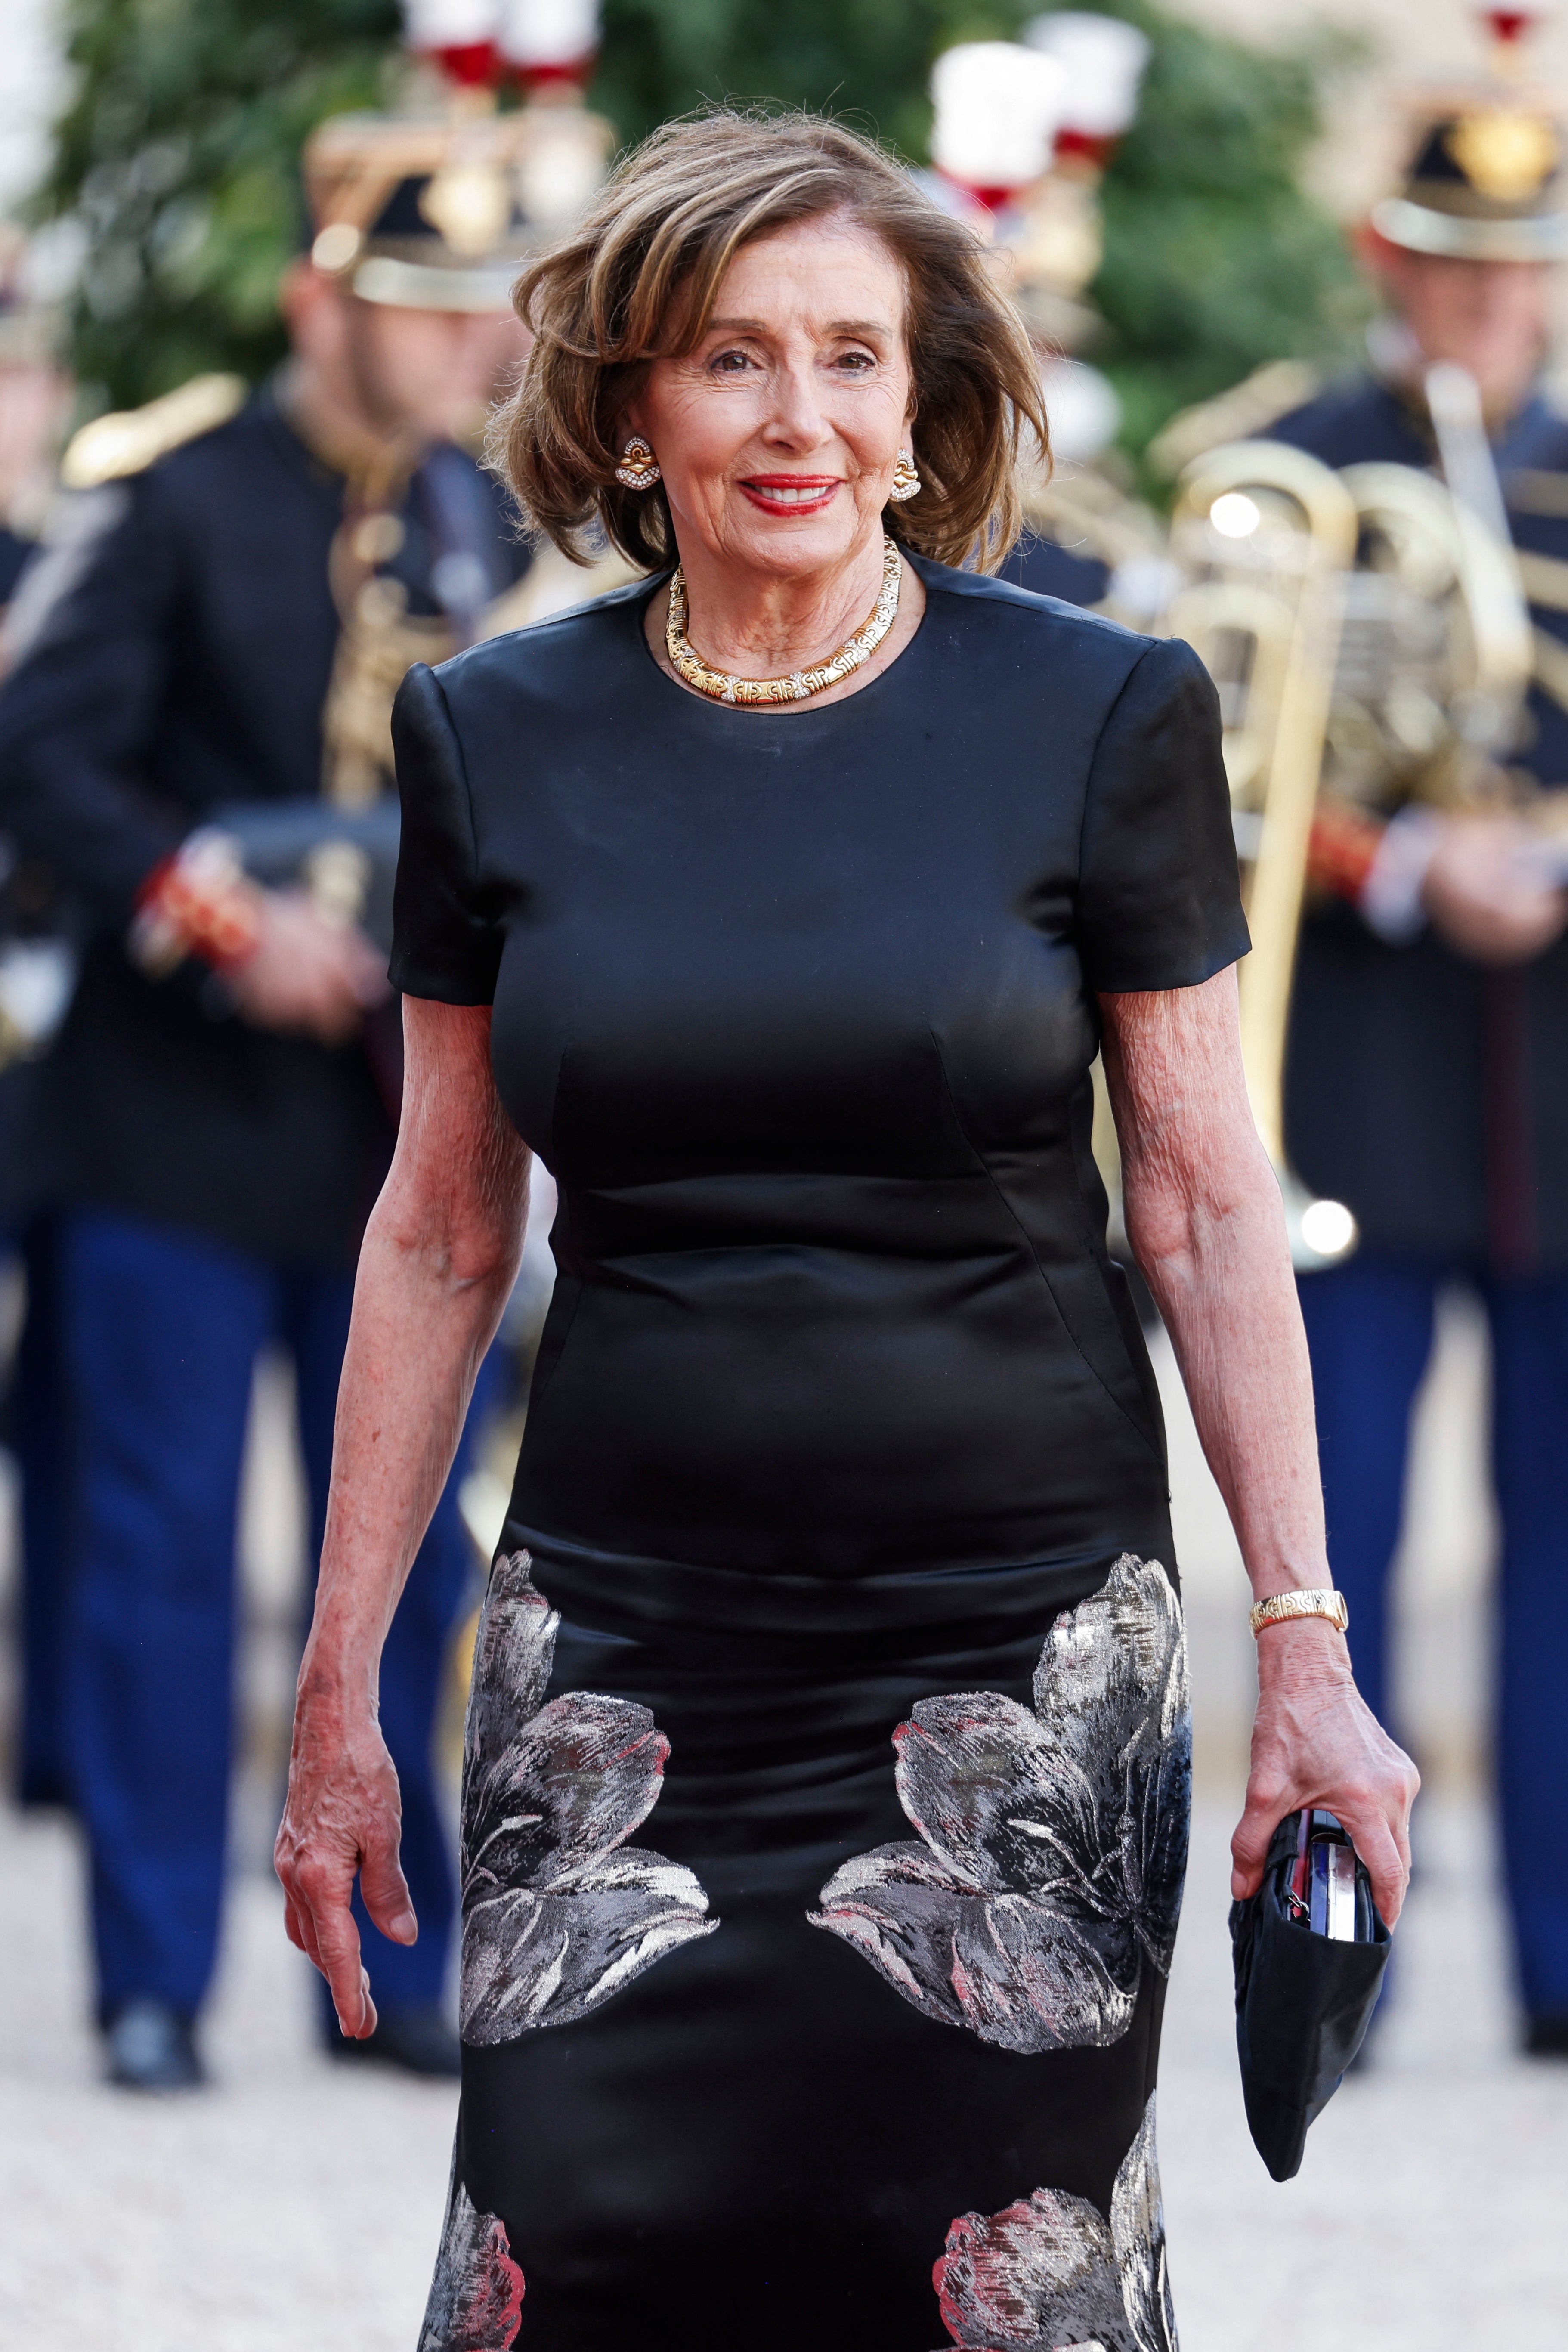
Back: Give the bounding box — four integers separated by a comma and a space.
0, 1808, 456, 2349
2, 1783, 1565, 2352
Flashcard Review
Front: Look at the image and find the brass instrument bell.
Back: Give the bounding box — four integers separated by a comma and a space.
1162, 440, 1361, 1268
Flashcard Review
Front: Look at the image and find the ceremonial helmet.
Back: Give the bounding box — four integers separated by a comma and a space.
922, 17, 1150, 466
1371, 3, 1567, 262
303, 0, 611, 312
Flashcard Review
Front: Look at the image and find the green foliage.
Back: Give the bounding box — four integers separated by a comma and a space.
35, 0, 1365, 454
592, 0, 1020, 164
37, 0, 401, 409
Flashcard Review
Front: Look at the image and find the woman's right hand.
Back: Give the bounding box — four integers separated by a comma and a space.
273, 1678, 417, 2038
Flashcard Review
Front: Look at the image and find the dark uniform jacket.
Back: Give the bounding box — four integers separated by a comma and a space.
999, 534, 1110, 608
0, 391, 526, 1266
1270, 374, 1568, 1274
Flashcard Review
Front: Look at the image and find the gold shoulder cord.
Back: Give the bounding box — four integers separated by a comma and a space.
321, 502, 452, 810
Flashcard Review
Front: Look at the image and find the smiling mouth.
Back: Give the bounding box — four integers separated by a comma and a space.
740, 477, 841, 513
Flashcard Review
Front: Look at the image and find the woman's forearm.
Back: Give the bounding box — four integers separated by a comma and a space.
1129, 1162, 1326, 1604
300, 1000, 530, 1709
1102, 975, 1327, 1604
1100, 973, 1417, 1919
301, 1208, 521, 1701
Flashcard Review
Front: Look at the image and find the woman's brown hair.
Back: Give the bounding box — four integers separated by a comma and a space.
495, 108, 1048, 573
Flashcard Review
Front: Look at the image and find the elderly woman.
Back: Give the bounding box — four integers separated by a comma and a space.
277, 112, 1415, 2352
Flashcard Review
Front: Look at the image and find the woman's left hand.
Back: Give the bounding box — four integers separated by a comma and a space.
1230, 1619, 1420, 1927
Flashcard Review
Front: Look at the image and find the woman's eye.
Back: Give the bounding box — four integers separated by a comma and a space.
835, 350, 877, 373
710, 349, 754, 374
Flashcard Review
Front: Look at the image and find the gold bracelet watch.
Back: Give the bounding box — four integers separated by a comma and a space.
1248, 1588, 1350, 1637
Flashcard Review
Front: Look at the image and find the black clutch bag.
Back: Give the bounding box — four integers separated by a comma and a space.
1228, 1809, 1392, 2182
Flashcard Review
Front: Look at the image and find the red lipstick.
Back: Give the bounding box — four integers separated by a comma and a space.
739, 475, 842, 517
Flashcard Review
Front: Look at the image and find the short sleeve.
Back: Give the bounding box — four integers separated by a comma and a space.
389, 662, 505, 1005
1075, 635, 1250, 993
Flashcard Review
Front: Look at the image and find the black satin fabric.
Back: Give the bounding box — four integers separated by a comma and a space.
459, 1597, 1164, 2350
390, 557, 1246, 2349
392, 556, 1245, 1594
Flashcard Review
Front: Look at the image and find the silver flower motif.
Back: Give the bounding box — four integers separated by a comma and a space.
460, 1551, 718, 2046
809, 1554, 1189, 2053
932, 2094, 1176, 2352
419, 2175, 525, 2352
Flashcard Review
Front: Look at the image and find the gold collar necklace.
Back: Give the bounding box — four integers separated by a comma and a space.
665, 537, 903, 706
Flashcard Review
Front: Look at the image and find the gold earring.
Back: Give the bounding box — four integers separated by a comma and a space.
615, 435, 662, 490
889, 447, 921, 503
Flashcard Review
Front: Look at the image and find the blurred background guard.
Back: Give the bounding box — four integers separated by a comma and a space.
0, 229, 78, 1821
0, 229, 71, 620
1211, 16, 1568, 2055
0, 87, 544, 2095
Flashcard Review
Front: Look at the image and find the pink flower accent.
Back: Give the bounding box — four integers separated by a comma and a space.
419, 2178, 525, 2351
934, 2188, 1123, 2350
929, 2096, 1175, 2352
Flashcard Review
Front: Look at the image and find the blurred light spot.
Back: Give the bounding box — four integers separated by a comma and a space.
1300, 1198, 1356, 1258
1210, 492, 1262, 539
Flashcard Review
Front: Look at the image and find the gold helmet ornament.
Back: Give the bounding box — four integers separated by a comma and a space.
304, 0, 612, 311
1371, 3, 1567, 263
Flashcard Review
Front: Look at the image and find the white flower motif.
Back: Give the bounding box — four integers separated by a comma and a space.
459, 1551, 718, 2046
810, 1555, 1189, 2054
931, 2094, 1176, 2352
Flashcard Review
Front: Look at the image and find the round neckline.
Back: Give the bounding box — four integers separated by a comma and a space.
630, 556, 932, 723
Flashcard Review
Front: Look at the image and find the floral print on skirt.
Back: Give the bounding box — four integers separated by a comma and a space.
810, 1555, 1190, 2053
420, 1549, 1190, 2352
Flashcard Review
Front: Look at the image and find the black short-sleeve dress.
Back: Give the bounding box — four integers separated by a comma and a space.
391, 555, 1246, 2352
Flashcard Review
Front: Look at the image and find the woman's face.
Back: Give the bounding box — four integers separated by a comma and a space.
628, 211, 914, 584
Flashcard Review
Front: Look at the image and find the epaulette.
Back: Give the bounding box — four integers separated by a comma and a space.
1145, 360, 1324, 481
59, 372, 248, 491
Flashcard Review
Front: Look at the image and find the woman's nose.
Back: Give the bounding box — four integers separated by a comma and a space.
761, 364, 831, 449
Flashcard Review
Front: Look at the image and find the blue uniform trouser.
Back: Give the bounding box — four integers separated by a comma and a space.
59, 1207, 478, 2023
12, 1217, 75, 1808
1298, 1253, 1568, 2018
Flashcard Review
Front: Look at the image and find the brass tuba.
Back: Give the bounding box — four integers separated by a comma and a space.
1139, 391, 1533, 1266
